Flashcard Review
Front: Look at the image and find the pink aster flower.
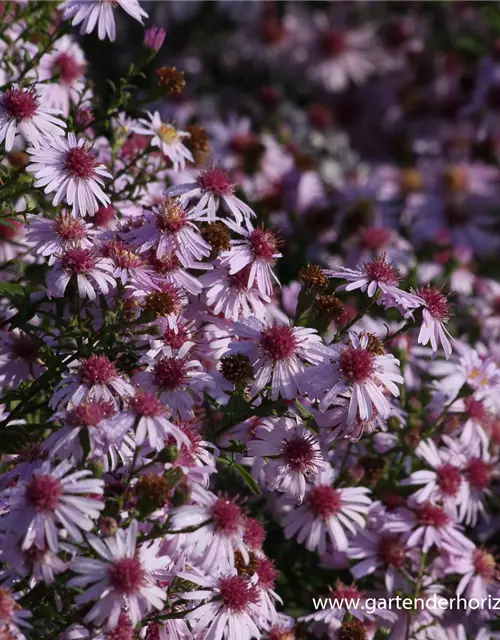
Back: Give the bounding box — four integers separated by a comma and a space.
247, 416, 327, 501
169, 489, 247, 572
0, 460, 104, 552
0, 85, 66, 151
0, 330, 46, 389
102, 238, 154, 288
27, 133, 111, 217
148, 251, 205, 296
383, 500, 474, 554
220, 224, 281, 298
134, 113, 193, 171
180, 569, 262, 640
106, 389, 190, 450
167, 166, 256, 224
50, 355, 134, 409
305, 332, 403, 424
69, 521, 168, 629
224, 317, 329, 401
124, 197, 211, 266
59, 0, 148, 42
202, 266, 270, 321
416, 286, 454, 358
281, 466, 371, 554
43, 399, 117, 462
46, 248, 116, 300
1, 536, 67, 585
134, 344, 213, 418
324, 256, 423, 316
37, 35, 87, 116
459, 448, 496, 526
25, 212, 93, 265
445, 544, 500, 601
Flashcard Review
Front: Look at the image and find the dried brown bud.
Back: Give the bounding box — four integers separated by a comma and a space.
220, 354, 254, 386
156, 66, 186, 93
299, 264, 329, 292
234, 550, 259, 577
365, 333, 385, 356
315, 294, 345, 321
202, 222, 231, 255
186, 125, 210, 153
339, 619, 367, 640
135, 473, 170, 507
359, 455, 385, 484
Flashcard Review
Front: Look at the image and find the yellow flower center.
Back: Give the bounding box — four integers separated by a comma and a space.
158, 124, 179, 145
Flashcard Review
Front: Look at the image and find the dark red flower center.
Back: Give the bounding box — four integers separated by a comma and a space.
473, 549, 496, 581
282, 435, 317, 473
219, 575, 260, 612
415, 503, 449, 527
80, 355, 117, 384
260, 325, 298, 361
437, 463, 462, 496
53, 52, 82, 84
55, 214, 87, 241
61, 247, 97, 273
322, 30, 348, 57
65, 146, 97, 179
364, 256, 400, 285
249, 227, 278, 262
339, 345, 376, 384
26, 474, 62, 511
130, 391, 164, 417
197, 167, 235, 196
378, 536, 406, 567
109, 557, 145, 594
466, 458, 492, 491
417, 286, 450, 321
308, 485, 342, 519
153, 357, 189, 391
211, 498, 242, 535
3, 88, 38, 120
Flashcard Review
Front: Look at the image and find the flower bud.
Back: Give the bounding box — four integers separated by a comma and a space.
144, 25, 166, 52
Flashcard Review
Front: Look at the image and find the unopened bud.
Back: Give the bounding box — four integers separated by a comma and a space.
144, 25, 166, 52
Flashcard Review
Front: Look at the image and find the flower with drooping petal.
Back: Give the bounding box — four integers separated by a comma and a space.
59, 0, 148, 42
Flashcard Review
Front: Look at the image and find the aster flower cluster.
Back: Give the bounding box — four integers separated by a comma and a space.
0, 2, 499, 640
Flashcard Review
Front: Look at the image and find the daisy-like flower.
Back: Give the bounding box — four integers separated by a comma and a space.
223, 317, 329, 401
180, 568, 261, 640
324, 256, 423, 316
1, 536, 67, 585
134, 344, 213, 419
383, 500, 475, 554
46, 248, 116, 300
0, 330, 46, 389
167, 166, 256, 224
43, 399, 117, 462
25, 212, 93, 265
445, 544, 500, 601
311, 27, 379, 93
27, 133, 111, 217
37, 35, 87, 116
169, 489, 247, 572
102, 238, 154, 288
304, 332, 403, 424
401, 438, 467, 518
220, 224, 281, 298
0, 460, 104, 552
69, 520, 168, 629
202, 265, 270, 321
281, 466, 371, 554
106, 389, 190, 450
124, 197, 211, 266
247, 416, 327, 501
134, 112, 193, 171
149, 251, 205, 296
0, 85, 66, 151
416, 286, 454, 358
50, 355, 134, 409
59, 0, 148, 42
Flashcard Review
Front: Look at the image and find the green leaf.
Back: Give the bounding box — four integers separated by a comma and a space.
234, 463, 261, 495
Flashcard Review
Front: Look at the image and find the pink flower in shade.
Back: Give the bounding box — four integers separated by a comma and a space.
102, 238, 154, 288
167, 166, 256, 224
27, 133, 111, 217
416, 286, 454, 358
69, 521, 169, 629
247, 416, 327, 501
43, 399, 117, 462
1, 536, 67, 585
0, 85, 66, 151
148, 251, 205, 296
0, 587, 32, 637
324, 256, 423, 316
50, 355, 134, 409
134, 344, 213, 419
349, 524, 409, 592
220, 224, 281, 298
46, 248, 116, 300
382, 500, 475, 554
201, 266, 270, 321
59, 0, 148, 42
0, 460, 104, 552
315, 397, 389, 443
0, 330, 46, 389
460, 448, 496, 526
124, 197, 211, 267
179, 568, 262, 640
144, 26, 166, 52
223, 317, 329, 401
400, 438, 468, 519
281, 466, 371, 554
25, 212, 93, 265
304, 332, 403, 424
169, 489, 247, 572
254, 556, 282, 625
445, 544, 500, 601
106, 389, 190, 451
37, 36, 87, 117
